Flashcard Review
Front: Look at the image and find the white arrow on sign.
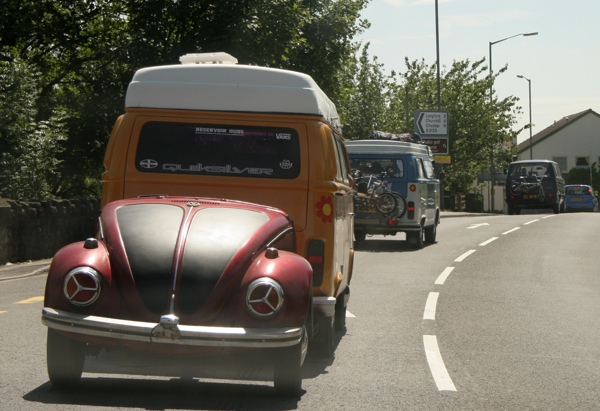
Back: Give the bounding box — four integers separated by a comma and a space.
467, 223, 490, 229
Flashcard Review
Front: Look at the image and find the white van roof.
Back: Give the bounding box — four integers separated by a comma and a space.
345, 140, 433, 157
125, 53, 341, 130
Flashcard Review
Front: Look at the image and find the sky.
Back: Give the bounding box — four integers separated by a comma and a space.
357, 0, 600, 144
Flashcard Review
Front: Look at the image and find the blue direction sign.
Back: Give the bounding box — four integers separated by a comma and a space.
414, 110, 448, 137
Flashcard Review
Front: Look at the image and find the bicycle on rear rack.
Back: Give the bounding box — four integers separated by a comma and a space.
353, 171, 406, 217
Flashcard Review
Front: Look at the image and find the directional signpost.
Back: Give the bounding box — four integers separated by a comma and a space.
414, 110, 449, 157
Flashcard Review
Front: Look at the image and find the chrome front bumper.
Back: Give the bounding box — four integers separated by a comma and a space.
42, 307, 302, 348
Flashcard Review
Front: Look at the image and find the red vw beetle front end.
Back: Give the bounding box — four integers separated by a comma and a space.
42, 196, 312, 395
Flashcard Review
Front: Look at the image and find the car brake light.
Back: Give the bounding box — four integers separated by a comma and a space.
307, 240, 325, 286
407, 201, 415, 219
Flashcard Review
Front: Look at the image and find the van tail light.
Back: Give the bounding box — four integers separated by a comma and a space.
307, 240, 325, 286
407, 201, 415, 219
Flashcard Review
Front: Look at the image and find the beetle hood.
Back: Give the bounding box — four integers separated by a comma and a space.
102, 198, 288, 316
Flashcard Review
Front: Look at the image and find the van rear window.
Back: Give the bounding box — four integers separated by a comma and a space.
349, 158, 404, 178
135, 122, 300, 179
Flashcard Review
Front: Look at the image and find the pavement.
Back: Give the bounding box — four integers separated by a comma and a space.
0, 258, 52, 282
0, 211, 496, 281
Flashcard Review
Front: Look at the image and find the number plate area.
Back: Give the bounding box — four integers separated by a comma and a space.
523, 194, 542, 200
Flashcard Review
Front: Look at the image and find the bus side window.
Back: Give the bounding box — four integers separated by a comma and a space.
333, 134, 351, 185
423, 159, 436, 179
416, 158, 425, 179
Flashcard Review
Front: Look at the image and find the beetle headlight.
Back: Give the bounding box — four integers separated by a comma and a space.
246, 278, 284, 318
63, 266, 101, 306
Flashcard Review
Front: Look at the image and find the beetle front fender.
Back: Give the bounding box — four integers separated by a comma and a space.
241, 249, 313, 326
44, 240, 112, 310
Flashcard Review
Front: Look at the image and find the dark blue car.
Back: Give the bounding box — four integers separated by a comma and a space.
565, 184, 598, 212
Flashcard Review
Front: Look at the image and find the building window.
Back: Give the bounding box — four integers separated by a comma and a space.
575, 157, 590, 167
553, 157, 567, 171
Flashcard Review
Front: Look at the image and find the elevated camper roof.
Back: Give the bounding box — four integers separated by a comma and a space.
125, 52, 341, 130
345, 140, 433, 157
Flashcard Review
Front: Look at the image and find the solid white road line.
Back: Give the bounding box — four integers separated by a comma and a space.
423, 292, 439, 320
423, 335, 457, 391
435, 267, 454, 285
454, 249, 476, 262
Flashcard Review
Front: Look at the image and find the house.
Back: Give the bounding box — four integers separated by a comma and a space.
515, 109, 600, 174
481, 108, 600, 213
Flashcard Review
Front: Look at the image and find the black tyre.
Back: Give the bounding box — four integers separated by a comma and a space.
391, 192, 407, 218
553, 202, 560, 214
535, 185, 545, 202
375, 193, 396, 215
354, 230, 366, 243
510, 182, 522, 196
424, 222, 437, 244
312, 316, 334, 358
407, 227, 424, 249
274, 325, 307, 396
47, 329, 85, 387
334, 289, 348, 332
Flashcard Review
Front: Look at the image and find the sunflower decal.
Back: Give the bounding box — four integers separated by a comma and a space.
316, 196, 333, 223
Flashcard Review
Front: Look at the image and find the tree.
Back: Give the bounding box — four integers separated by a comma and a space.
566, 164, 599, 194
337, 48, 522, 197
340, 44, 391, 139
0, 53, 66, 200
1, 0, 370, 199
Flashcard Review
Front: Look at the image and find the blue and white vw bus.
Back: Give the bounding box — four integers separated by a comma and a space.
345, 139, 441, 248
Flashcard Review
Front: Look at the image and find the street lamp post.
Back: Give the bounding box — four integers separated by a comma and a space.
517, 75, 533, 159
487, 32, 538, 212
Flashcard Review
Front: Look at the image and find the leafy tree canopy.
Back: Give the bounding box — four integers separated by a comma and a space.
343, 45, 523, 194
0, 0, 369, 199
1, 0, 525, 202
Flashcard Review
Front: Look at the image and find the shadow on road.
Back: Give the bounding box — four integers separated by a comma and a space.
23, 329, 347, 410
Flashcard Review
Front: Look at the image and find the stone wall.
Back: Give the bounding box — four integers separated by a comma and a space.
0, 198, 100, 264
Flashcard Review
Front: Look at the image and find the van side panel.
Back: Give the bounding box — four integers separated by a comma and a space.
101, 114, 130, 208
305, 124, 353, 299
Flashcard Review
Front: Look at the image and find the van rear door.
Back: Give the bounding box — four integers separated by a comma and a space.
122, 115, 310, 230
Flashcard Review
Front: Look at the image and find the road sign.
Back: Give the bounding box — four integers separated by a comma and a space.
421, 137, 449, 155
414, 110, 448, 137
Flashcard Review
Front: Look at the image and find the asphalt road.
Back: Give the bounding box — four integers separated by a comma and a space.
2, 211, 599, 410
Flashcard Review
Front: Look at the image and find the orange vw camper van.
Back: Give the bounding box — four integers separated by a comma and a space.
101, 53, 354, 354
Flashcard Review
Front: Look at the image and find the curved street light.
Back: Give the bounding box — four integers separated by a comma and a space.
487, 31, 538, 212
517, 75, 533, 159
489, 32, 538, 84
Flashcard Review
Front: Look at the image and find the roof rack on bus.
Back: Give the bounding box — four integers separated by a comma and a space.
179, 52, 238, 65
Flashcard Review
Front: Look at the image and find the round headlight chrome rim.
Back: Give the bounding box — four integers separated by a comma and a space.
246, 277, 285, 318
63, 266, 101, 306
